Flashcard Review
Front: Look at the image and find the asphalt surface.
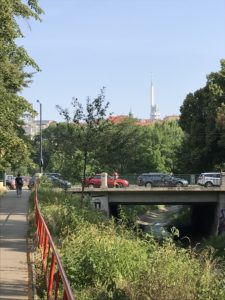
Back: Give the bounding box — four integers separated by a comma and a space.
0, 189, 31, 300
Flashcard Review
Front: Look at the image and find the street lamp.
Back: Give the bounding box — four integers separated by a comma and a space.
36, 100, 43, 173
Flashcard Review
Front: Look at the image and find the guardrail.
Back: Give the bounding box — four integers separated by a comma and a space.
34, 189, 75, 300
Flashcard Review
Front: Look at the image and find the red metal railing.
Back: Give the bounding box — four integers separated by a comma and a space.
34, 189, 75, 300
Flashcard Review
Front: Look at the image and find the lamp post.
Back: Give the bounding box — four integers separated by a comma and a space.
36, 100, 43, 173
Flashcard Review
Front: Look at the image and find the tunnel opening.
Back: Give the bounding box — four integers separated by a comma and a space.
109, 202, 219, 243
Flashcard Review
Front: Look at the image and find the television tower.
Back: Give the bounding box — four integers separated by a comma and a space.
150, 80, 160, 120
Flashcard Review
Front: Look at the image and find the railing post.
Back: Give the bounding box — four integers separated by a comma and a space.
48, 253, 56, 299
54, 271, 60, 300
63, 290, 69, 300
43, 235, 49, 271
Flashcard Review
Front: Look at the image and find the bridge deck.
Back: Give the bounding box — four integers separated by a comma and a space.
70, 186, 225, 204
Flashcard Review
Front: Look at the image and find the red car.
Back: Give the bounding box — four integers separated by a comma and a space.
84, 174, 129, 188
6, 178, 16, 190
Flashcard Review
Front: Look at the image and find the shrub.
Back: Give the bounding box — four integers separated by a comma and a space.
34, 190, 225, 300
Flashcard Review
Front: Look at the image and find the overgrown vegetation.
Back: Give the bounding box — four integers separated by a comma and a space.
33, 189, 225, 300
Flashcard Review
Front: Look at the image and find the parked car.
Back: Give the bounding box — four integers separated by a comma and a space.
50, 175, 72, 189
84, 174, 129, 188
137, 173, 188, 187
21, 176, 30, 186
29, 173, 71, 190
6, 177, 16, 190
28, 173, 42, 189
44, 173, 61, 178
197, 172, 221, 187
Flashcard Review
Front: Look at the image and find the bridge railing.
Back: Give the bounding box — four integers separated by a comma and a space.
34, 189, 75, 300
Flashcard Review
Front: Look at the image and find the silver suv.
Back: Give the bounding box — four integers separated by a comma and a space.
197, 172, 221, 187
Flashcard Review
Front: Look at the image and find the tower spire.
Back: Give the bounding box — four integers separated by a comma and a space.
150, 77, 160, 120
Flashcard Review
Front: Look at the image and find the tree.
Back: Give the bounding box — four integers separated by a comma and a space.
96, 116, 144, 174
31, 122, 84, 181
135, 120, 184, 174
0, 0, 43, 170
94, 117, 184, 175
57, 88, 111, 197
179, 59, 225, 172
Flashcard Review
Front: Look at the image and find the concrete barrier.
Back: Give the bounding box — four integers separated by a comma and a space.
221, 172, 225, 186
101, 172, 108, 188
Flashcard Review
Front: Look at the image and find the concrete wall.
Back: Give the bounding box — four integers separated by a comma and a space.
218, 193, 225, 235
91, 195, 109, 217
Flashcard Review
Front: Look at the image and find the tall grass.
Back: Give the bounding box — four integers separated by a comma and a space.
34, 190, 225, 300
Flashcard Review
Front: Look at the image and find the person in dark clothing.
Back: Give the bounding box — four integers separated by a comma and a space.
15, 173, 23, 197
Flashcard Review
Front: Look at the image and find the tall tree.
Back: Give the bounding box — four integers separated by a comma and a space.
57, 88, 111, 197
0, 0, 43, 170
179, 59, 225, 172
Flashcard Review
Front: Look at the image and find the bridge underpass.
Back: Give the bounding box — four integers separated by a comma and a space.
71, 186, 225, 238
109, 202, 218, 239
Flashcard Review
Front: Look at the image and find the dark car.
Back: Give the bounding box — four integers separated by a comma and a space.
84, 174, 129, 188
52, 176, 71, 189
28, 173, 72, 190
44, 173, 61, 178
137, 173, 188, 188
49, 175, 71, 189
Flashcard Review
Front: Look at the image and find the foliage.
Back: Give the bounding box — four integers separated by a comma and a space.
0, 0, 43, 170
56, 88, 111, 195
36, 117, 184, 182
137, 120, 184, 173
34, 189, 225, 300
179, 59, 225, 172
200, 235, 225, 259
30, 123, 82, 180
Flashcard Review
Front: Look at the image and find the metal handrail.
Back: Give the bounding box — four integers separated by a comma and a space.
34, 189, 75, 300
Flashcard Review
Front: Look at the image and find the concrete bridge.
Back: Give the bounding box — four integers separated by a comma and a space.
71, 186, 225, 237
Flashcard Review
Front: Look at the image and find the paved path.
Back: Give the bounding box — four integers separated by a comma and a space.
0, 189, 31, 300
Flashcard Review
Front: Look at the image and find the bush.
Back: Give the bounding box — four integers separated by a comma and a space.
34, 189, 225, 300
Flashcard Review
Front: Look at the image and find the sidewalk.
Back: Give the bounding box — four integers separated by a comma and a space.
0, 189, 31, 300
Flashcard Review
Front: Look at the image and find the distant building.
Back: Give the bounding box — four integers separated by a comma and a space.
109, 114, 179, 126
163, 115, 180, 122
23, 116, 55, 137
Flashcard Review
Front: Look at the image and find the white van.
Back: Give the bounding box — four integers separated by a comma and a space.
197, 172, 221, 187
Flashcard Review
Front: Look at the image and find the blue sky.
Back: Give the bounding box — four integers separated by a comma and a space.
19, 0, 225, 121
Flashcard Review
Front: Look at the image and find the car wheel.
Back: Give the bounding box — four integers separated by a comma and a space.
205, 182, 213, 187
176, 182, 183, 187
88, 184, 94, 188
145, 182, 152, 188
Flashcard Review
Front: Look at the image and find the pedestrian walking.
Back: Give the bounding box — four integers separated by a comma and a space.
15, 173, 23, 197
